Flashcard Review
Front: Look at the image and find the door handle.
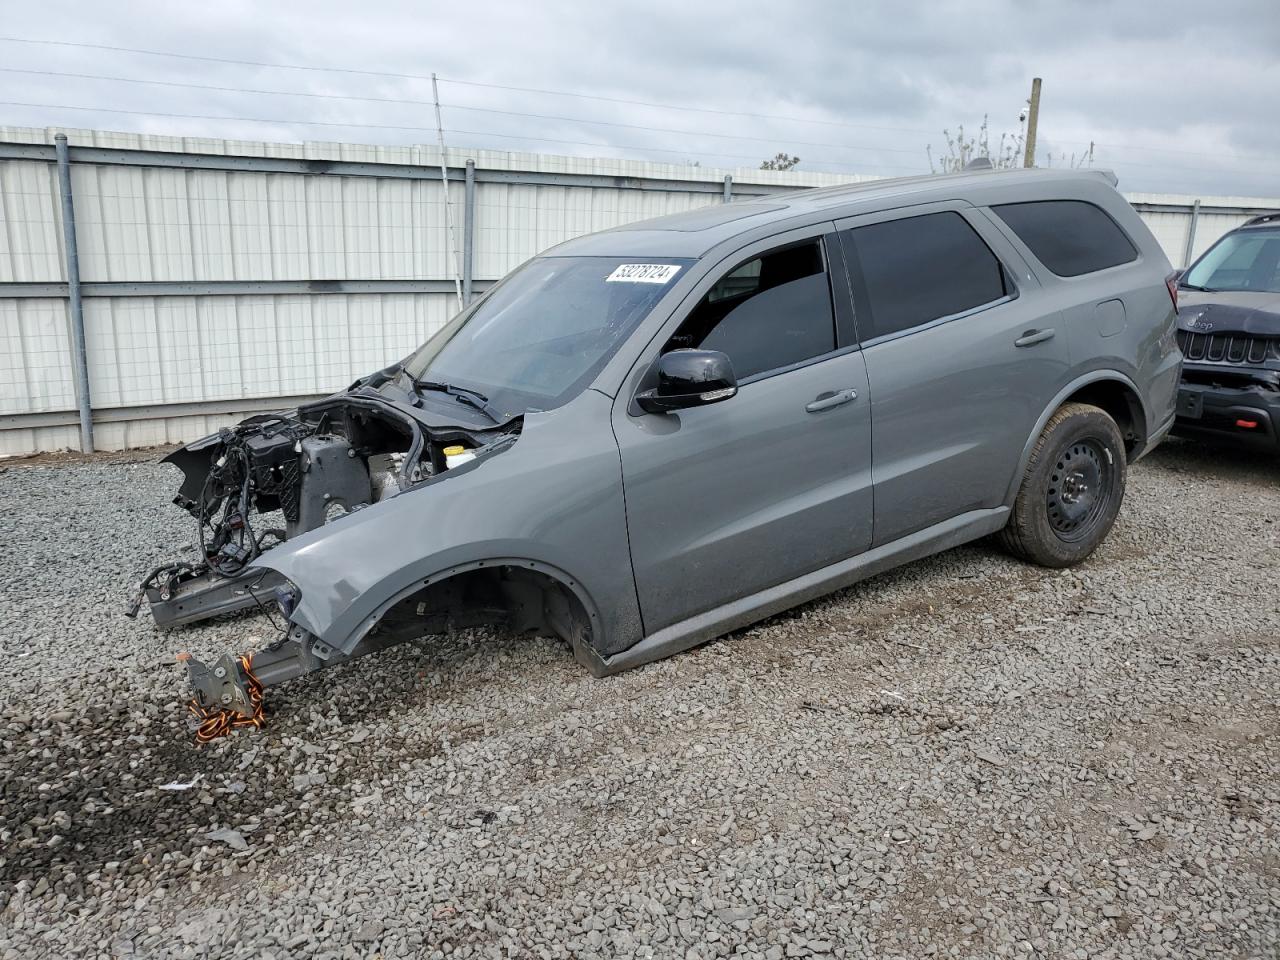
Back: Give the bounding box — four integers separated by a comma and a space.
805, 388, 858, 413
1014, 328, 1056, 347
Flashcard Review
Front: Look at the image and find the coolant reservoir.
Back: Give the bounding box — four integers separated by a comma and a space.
442, 444, 476, 470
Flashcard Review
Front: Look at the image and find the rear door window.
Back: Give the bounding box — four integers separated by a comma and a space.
664, 239, 836, 380
839, 211, 1009, 341
992, 200, 1138, 277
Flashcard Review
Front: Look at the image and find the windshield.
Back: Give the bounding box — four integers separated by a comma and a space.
1183, 228, 1280, 294
403, 256, 692, 417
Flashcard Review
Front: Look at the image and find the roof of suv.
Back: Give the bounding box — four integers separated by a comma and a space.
1236, 212, 1280, 231
549, 167, 1123, 259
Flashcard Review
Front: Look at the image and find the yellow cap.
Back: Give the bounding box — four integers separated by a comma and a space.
442, 445, 466, 456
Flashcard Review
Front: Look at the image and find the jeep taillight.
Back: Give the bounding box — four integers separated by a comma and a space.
1165, 272, 1179, 310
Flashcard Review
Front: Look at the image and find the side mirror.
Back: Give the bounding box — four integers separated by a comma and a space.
636, 349, 738, 414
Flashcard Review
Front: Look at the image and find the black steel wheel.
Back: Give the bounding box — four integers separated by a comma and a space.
1000, 402, 1127, 568
1045, 438, 1115, 543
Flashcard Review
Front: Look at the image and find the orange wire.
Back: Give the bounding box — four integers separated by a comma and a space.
188, 652, 266, 744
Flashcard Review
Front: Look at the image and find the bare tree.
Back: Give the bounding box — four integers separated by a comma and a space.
928, 114, 1096, 172
927, 116, 1024, 173
760, 152, 801, 171
1042, 142, 1096, 169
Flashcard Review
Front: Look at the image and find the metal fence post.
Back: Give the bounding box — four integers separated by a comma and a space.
1181, 198, 1201, 269
463, 160, 476, 305
723, 175, 733, 203
54, 134, 94, 453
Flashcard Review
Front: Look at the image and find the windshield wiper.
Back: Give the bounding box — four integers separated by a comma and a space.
1179, 281, 1216, 292
412, 379, 504, 423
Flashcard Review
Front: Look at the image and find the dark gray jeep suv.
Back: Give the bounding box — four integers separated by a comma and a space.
1174, 212, 1280, 449
135, 168, 1181, 725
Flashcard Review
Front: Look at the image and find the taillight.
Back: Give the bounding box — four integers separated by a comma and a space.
1165, 272, 1179, 310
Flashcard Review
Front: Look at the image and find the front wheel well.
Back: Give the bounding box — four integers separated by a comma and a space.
365, 562, 604, 674
1061, 380, 1145, 458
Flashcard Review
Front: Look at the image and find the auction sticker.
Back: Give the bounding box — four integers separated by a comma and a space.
605, 263, 682, 284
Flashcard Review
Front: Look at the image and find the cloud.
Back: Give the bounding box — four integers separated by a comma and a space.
0, 0, 1276, 197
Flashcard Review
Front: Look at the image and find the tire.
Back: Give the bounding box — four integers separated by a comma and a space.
999, 402, 1127, 568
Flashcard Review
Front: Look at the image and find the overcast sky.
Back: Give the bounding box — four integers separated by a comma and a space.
1, 0, 1277, 198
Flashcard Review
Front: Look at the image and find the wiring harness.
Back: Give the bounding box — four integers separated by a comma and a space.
197, 441, 266, 577
184, 652, 266, 744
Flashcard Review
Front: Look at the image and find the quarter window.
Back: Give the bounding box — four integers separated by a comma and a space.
992, 200, 1138, 277
664, 240, 836, 380
840, 211, 1009, 341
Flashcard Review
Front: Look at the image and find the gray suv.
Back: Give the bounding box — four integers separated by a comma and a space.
135, 168, 1181, 724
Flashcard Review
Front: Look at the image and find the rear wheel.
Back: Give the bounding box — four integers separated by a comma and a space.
1000, 402, 1127, 568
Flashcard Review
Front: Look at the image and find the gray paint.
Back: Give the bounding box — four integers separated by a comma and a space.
249, 168, 1178, 672
838, 201, 1065, 547
253, 389, 645, 657
603, 506, 1011, 674
615, 346, 873, 635
1096, 299, 1127, 338
607, 220, 873, 634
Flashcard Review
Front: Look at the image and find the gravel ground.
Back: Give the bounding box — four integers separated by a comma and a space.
0, 438, 1276, 960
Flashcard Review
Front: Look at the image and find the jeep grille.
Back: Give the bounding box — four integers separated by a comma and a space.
1177, 330, 1280, 365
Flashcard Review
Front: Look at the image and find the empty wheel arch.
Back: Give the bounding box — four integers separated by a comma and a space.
347, 559, 608, 676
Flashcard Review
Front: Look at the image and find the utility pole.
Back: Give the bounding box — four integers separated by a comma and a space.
431, 73, 464, 308
54, 134, 94, 453
1023, 77, 1042, 168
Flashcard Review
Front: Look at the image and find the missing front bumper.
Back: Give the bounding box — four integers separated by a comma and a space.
183, 623, 418, 729
143, 566, 286, 629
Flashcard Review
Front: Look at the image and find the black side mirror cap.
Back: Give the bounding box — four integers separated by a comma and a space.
636, 349, 738, 414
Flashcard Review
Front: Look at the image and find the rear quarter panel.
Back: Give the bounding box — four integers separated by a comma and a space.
976, 185, 1180, 442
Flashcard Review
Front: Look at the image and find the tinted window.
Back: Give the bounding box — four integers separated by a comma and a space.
993, 200, 1138, 277
665, 240, 836, 380
840, 212, 1008, 341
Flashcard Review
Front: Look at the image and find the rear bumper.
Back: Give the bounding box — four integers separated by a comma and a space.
1173, 380, 1280, 449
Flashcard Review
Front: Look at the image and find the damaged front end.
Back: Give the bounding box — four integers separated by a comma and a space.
129, 385, 522, 724
1175, 294, 1280, 448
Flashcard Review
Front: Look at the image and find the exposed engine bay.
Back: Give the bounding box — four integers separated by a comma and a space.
128, 394, 516, 627
128, 389, 522, 738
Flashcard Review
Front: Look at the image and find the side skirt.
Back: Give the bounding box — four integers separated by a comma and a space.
594, 506, 1010, 676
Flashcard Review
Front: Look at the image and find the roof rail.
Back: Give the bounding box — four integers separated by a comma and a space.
1242, 212, 1280, 227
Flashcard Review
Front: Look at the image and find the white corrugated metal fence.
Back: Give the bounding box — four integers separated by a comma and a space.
1, 125, 1276, 456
